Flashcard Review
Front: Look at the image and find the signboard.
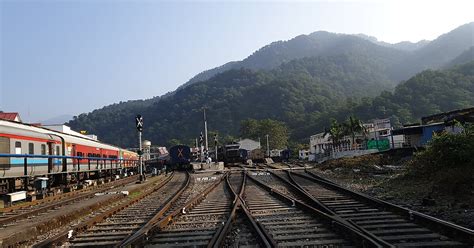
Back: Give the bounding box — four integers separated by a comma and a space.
367, 139, 390, 151
135, 115, 143, 132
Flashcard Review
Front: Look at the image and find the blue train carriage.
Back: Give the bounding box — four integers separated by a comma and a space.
224, 142, 241, 165
239, 149, 248, 163
281, 149, 291, 162
168, 145, 191, 170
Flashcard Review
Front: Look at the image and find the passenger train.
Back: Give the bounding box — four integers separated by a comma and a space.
0, 119, 138, 178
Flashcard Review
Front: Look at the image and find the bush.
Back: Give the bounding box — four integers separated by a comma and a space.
414, 124, 474, 171
407, 124, 474, 195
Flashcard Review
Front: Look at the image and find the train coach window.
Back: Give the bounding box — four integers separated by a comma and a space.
56, 146, 60, 156
41, 144, 46, 155
28, 143, 34, 155
15, 142, 22, 154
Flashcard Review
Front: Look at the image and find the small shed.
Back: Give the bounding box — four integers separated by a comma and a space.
421, 123, 445, 145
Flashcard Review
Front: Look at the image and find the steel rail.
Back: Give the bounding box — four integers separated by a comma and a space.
237, 172, 277, 247
207, 173, 238, 248
260, 164, 392, 246
246, 172, 385, 248
117, 171, 191, 247
283, 169, 393, 247
211, 171, 272, 248
266, 166, 335, 215
121, 172, 227, 247
33, 172, 176, 248
300, 169, 474, 245
0, 175, 139, 226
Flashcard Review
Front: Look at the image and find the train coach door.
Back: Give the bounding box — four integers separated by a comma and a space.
0, 137, 10, 170
72, 144, 77, 171
47, 141, 54, 173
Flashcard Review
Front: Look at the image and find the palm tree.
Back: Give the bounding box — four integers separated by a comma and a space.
343, 116, 364, 147
324, 120, 345, 152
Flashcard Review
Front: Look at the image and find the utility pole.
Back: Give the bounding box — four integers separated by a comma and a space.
203, 108, 209, 154
266, 134, 270, 158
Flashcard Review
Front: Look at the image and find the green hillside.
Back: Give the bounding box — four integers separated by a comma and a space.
68, 58, 474, 147
67, 23, 474, 147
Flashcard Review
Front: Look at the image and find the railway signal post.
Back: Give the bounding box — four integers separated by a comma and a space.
135, 114, 145, 182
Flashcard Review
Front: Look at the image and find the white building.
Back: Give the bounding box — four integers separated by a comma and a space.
308, 118, 395, 161
271, 149, 287, 157
309, 132, 331, 154
299, 149, 310, 160
238, 138, 261, 151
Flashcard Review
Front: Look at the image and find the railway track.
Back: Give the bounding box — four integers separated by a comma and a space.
228, 170, 244, 195
247, 170, 311, 206
53, 172, 186, 247
118, 172, 225, 247
144, 175, 233, 247
221, 171, 269, 248
0, 175, 139, 228
288, 169, 474, 247
243, 173, 380, 247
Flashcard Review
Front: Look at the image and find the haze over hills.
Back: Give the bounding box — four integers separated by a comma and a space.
354, 33, 430, 52
39, 114, 74, 125
185, 31, 408, 87
186, 22, 473, 86
67, 22, 474, 147
445, 46, 474, 68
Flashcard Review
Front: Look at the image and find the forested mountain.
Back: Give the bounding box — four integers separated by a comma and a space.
446, 46, 474, 68
336, 61, 474, 125
69, 53, 395, 146
392, 22, 474, 80
185, 31, 408, 86
67, 22, 474, 147
354, 33, 429, 51
185, 22, 473, 86
68, 58, 474, 147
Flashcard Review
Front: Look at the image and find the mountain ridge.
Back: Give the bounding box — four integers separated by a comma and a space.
67, 22, 474, 147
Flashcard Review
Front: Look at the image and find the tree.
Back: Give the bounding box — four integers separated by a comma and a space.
167, 138, 182, 147
240, 119, 259, 139
325, 119, 345, 150
343, 116, 364, 145
240, 118, 289, 149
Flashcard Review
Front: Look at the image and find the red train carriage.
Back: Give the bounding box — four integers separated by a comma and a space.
0, 119, 137, 178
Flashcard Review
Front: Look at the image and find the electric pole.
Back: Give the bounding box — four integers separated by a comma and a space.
203, 108, 209, 154
266, 134, 270, 158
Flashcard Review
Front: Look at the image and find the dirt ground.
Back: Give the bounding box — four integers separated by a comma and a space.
306, 154, 474, 230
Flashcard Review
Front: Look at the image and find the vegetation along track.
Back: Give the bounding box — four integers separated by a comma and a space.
55, 172, 187, 247
0, 175, 138, 229
143, 174, 233, 247
243, 173, 381, 247
288, 168, 474, 247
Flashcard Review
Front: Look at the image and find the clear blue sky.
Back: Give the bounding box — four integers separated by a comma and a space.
1, 0, 473, 122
